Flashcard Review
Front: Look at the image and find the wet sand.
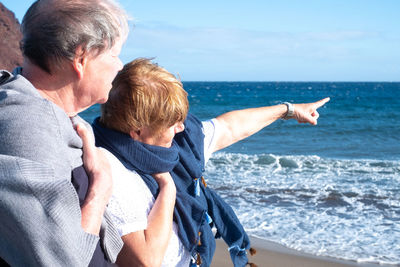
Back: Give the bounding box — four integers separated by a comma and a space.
211, 236, 387, 267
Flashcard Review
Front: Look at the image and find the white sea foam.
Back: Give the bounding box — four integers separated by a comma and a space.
204, 152, 400, 265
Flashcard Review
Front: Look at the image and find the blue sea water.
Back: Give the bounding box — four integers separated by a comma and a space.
81, 82, 400, 265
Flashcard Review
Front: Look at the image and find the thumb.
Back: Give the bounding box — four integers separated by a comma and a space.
304, 114, 317, 125
310, 118, 317, 125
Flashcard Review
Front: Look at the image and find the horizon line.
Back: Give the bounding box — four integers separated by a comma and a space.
181, 80, 400, 83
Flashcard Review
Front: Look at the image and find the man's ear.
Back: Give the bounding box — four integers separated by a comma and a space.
129, 129, 141, 140
72, 47, 87, 80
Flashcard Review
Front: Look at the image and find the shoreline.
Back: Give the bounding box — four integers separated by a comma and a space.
211, 236, 398, 267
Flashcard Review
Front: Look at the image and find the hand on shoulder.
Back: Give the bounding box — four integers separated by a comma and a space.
152, 172, 175, 185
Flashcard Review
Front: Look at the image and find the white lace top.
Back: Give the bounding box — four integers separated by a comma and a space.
105, 119, 220, 267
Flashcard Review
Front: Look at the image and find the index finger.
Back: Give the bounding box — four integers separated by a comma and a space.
314, 97, 330, 109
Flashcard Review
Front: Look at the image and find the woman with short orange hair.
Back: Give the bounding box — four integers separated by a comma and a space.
93, 58, 329, 267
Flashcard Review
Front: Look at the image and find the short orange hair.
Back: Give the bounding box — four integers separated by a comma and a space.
100, 58, 189, 135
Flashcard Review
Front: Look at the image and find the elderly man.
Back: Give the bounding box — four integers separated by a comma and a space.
0, 0, 129, 266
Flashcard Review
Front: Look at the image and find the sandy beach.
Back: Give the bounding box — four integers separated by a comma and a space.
211, 236, 389, 267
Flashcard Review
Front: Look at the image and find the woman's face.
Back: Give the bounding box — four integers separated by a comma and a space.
135, 121, 185, 148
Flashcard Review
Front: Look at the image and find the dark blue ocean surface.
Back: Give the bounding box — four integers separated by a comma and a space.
82, 82, 400, 160
184, 82, 400, 160
80, 82, 400, 265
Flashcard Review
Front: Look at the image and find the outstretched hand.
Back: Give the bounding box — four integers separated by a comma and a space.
293, 97, 330, 125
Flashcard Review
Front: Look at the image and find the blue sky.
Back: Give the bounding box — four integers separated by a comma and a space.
3, 0, 400, 81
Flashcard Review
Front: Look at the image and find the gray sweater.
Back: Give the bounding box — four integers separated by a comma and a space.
0, 69, 122, 266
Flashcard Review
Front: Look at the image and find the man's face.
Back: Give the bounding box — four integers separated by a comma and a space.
76, 39, 124, 109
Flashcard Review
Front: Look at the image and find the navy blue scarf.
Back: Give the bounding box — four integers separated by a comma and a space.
93, 114, 250, 267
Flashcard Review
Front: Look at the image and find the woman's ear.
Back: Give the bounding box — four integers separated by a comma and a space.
129, 129, 141, 140
72, 46, 87, 80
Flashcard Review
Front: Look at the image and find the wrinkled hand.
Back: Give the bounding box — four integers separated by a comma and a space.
75, 123, 113, 203
293, 97, 330, 125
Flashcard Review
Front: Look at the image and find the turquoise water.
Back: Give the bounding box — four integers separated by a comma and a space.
81, 82, 400, 265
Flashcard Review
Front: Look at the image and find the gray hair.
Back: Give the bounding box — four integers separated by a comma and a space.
21, 0, 129, 74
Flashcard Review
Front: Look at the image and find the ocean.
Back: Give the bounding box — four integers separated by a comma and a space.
80, 82, 400, 266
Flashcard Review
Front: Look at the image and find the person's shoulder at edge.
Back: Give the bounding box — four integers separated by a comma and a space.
0, 70, 83, 180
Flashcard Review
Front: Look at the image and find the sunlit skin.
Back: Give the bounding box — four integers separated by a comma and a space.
24, 39, 124, 117
75, 39, 124, 110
